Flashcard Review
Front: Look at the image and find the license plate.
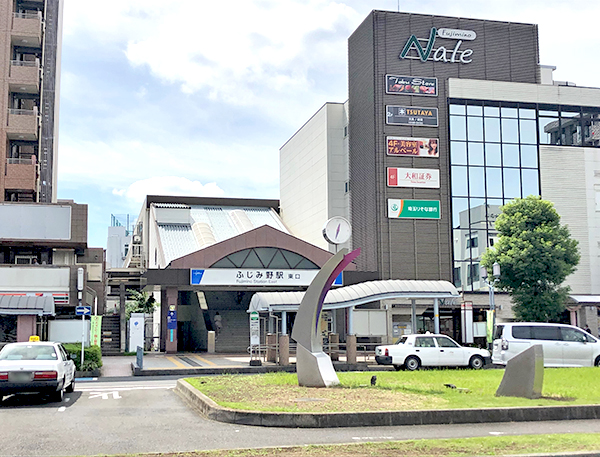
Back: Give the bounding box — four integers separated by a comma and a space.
9, 372, 32, 382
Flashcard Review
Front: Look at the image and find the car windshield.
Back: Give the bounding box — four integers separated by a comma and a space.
0, 344, 57, 361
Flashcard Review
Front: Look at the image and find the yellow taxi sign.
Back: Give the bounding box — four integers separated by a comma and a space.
29, 335, 40, 342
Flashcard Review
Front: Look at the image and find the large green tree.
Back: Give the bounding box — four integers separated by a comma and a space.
481, 196, 580, 322
126, 289, 157, 319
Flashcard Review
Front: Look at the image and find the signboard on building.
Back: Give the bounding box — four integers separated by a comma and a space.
387, 137, 439, 157
387, 168, 440, 188
399, 27, 475, 64
386, 106, 438, 126
386, 75, 437, 96
388, 199, 441, 219
190, 268, 343, 287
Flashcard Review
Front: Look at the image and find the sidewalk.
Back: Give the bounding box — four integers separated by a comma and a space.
100, 352, 385, 377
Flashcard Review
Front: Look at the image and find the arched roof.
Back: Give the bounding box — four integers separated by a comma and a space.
249, 279, 460, 312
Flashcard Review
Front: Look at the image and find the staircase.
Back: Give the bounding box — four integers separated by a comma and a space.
215, 310, 250, 353
100, 315, 121, 355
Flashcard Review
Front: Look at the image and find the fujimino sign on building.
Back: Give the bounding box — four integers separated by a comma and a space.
399, 27, 476, 64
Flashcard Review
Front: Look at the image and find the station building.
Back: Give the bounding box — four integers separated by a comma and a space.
281, 10, 600, 339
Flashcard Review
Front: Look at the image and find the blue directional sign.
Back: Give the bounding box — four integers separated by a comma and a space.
76, 306, 92, 316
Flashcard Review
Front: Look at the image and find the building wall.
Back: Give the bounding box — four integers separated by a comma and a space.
280, 102, 349, 251
348, 11, 539, 279
540, 145, 600, 294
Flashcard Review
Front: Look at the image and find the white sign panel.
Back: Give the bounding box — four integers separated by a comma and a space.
191, 269, 343, 287
387, 167, 440, 188
250, 311, 260, 346
129, 313, 145, 352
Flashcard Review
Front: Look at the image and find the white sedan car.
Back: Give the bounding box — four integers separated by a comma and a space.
0, 341, 76, 402
375, 333, 491, 371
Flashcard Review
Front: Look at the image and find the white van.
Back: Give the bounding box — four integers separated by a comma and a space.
492, 322, 600, 367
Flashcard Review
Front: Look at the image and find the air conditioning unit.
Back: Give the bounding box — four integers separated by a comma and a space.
133, 235, 141, 244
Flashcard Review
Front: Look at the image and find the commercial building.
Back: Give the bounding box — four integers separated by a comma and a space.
281, 10, 600, 341
0, 0, 63, 203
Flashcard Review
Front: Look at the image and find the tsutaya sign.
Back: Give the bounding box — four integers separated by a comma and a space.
399, 27, 476, 64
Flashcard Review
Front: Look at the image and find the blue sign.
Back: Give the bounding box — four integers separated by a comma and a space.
76, 306, 91, 316
167, 310, 177, 330
333, 272, 343, 286
191, 269, 205, 285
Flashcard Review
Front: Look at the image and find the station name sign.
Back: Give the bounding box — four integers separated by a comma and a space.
190, 268, 343, 287
399, 27, 475, 64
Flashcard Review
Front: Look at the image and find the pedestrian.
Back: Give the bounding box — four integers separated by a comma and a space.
214, 312, 222, 337
584, 325, 591, 334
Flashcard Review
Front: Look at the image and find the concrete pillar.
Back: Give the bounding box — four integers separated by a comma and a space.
329, 333, 339, 361
207, 331, 215, 353
347, 307, 354, 334
165, 287, 178, 354
346, 334, 357, 364
411, 299, 417, 334
16, 315, 36, 342
266, 333, 277, 362
279, 334, 289, 365
281, 311, 287, 335
569, 308, 578, 326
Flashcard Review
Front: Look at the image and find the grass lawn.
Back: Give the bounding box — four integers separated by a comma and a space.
101, 433, 600, 457
185, 368, 600, 412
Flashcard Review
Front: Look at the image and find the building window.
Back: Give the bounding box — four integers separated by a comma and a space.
450, 100, 543, 292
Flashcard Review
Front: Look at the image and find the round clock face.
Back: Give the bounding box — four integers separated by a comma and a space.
322, 217, 351, 245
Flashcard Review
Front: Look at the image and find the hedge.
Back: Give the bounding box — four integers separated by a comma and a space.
63, 343, 103, 371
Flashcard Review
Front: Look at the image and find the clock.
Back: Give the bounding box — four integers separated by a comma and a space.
322, 217, 351, 245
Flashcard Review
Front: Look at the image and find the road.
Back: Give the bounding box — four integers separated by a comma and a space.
0, 376, 599, 457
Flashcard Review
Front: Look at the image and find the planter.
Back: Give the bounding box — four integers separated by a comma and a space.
75, 369, 101, 378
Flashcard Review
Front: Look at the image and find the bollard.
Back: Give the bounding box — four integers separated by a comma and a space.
207, 331, 215, 353
329, 333, 339, 361
136, 346, 143, 370
266, 333, 277, 362
346, 334, 357, 364
279, 334, 289, 366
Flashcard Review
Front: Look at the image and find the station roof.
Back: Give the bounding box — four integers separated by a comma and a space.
249, 279, 460, 312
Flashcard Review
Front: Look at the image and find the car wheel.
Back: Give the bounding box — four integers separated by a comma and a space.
51, 381, 65, 403
594, 356, 600, 367
404, 356, 420, 371
65, 377, 75, 393
469, 355, 485, 369
393, 364, 402, 371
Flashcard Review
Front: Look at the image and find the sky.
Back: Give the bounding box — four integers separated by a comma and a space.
57, 0, 600, 248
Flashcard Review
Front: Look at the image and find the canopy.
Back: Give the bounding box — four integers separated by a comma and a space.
0, 295, 55, 316
249, 279, 460, 313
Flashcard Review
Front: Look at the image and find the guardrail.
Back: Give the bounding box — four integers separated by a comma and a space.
13, 12, 42, 20
10, 59, 39, 67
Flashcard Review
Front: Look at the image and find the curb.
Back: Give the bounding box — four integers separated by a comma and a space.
174, 378, 600, 428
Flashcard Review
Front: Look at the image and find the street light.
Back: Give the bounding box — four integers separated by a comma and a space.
480, 262, 500, 347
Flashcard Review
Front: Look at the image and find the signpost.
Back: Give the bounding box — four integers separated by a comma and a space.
249, 311, 261, 366
77, 268, 85, 368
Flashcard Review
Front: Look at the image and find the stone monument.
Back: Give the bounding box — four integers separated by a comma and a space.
496, 344, 544, 399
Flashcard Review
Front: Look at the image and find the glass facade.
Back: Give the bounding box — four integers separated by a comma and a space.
450, 100, 600, 291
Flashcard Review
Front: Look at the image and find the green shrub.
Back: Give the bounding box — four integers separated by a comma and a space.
63, 343, 103, 371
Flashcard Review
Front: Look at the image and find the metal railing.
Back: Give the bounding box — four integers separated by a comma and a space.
7, 157, 35, 165
13, 12, 42, 20
258, 339, 380, 364
9, 108, 36, 116
10, 59, 39, 68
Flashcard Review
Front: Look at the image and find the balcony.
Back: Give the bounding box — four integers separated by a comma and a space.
5, 156, 38, 195
9, 59, 40, 94
7, 107, 39, 140
11, 12, 42, 48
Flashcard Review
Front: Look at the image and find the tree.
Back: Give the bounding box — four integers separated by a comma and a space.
126, 289, 157, 319
481, 196, 580, 322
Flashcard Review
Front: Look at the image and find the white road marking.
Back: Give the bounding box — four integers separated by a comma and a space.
58, 406, 66, 412
64, 397, 71, 403
352, 436, 394, 440
78, 385, 174, 393
489, 432, 506, 435
89, 391, 122, 400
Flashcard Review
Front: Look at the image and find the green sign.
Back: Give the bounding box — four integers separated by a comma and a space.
388, 199, 441, 219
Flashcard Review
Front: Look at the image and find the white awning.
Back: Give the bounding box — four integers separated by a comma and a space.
569, 295, 600, 304
0, 295, 55, 316
249, 279, 460, 313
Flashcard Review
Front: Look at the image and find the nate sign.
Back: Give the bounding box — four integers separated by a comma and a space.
399, 27, 474, 64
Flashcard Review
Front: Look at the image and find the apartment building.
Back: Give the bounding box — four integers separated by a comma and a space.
0, 0, 62, 203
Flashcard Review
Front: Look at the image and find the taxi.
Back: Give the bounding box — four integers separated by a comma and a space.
0, 339, 76, 402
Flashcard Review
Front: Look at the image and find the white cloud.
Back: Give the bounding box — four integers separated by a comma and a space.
112, 176, 225, 204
